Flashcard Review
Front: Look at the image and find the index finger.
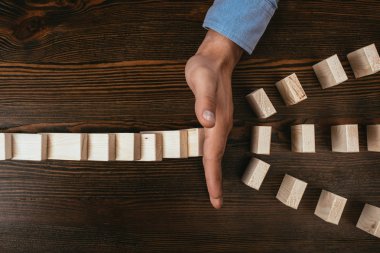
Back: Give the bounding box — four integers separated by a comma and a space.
202, 123, 229, 209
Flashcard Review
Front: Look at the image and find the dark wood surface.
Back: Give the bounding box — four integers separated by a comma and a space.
0, 1, 379, 252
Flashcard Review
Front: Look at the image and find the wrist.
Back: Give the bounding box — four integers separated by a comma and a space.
196, 30, 243, 73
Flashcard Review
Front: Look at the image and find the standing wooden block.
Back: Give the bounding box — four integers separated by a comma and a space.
241, 158, 270, 190
347, 44, 380, 78
48, 133, 88, 161
367, 125, 380, 152
115, 133, 141, 161
356, 203, 380, 238
87, 134, 116, 161
313, 54, 348, 89
291, 124, 315, 153
139, 133, 163, 161
275, 73, 307, 106
251, 126, 272, 155
314, 190, 347, 225
245, 88, 277, 119
187, 128, 204, 157
0, 133, 12, 160
276, 174, 307, 209
141, 130, 187, 158
12, 133, 48, 161
331, 124, 359, 152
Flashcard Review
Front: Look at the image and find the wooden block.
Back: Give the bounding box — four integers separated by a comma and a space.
87, 134, 116, 161
115, 133, 141, 161
367, 125, 380, 152
187, 128, 204, 157
245, 88, 277, 119
347, 44, 380, 78
331, 124, 359, 152
275, 73, 307, 106
47, 133, 88, 161
356, 203, 380, 238
139, 133, 163, 161
251, 126, 271, 155
12, 133, 47, 161
276, 174, 307, 209
313, 54, 348, 89
291, 124, 315, 153
241, 158, 270, 190
314, 190, 347, 225
141, 130, 187, 158
0, 133, 12, 160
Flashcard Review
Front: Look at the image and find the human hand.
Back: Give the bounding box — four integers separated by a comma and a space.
185, 30, 243, 209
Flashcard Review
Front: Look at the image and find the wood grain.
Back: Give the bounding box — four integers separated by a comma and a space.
0, 0, 380, 252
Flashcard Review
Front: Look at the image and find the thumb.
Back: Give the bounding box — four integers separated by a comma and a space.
195, 86, 217, 128
186, 66, 217, 128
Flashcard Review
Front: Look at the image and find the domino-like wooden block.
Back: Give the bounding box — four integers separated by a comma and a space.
347, 44, 380, 78
367, 125, 380, 152
87, 134, 116, 161
241, 157, 270, 190
12, 133, 48, 161
251, 126, 272, 155
139, 133, 163, 161
115, 133, 141, 161
291, 124, 315, 153
331, 124, 359, 152
245, 88, 277, 119
276, 174, 307, 209
275, 73, 307, 106
141, 130, 187, 158
0, 133, 12, 160
356, 203, 380, 238
314, 190, 347, 225
187, 128, 204, 157
313, 54, 348, 89
47, 133, 88, 161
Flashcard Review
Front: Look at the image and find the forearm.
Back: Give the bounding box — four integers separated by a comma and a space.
203, 0, 278, 54
196, 30, 243, 74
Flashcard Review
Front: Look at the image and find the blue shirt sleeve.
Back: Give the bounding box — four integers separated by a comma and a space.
203, 0, 278, 54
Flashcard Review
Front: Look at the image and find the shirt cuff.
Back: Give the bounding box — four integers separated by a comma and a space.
203, 0, 277, 54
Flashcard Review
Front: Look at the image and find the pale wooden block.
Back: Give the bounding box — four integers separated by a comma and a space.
245, 88, 277, 119
241, 157, 270, 190
87, 134, 116, 161
275, 73, 307, 106
141, 130, 187, 158
250, 126, 271, 155
139, 133, 163, 161
356, 203, 380, 238
313, 54, 348, 89
314, 190, 347, 225
47, 133, 88, 161
291, 124, 315, 153
367, 125, 380, 152
331, 124, 359, 152
187, 128, 204, 157
12, 133, 47, 161
115, 133, 141, 161
0, 133, 12, 160
348, 44, 380, 78
276, 174, 307, 209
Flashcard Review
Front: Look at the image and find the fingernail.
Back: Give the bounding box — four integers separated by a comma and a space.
203, 110, 215, 123
210, 197, 223, 209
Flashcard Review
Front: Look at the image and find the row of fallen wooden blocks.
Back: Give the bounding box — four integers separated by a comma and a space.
242, 160, 380, 238
246, 43, 380, 116
251, 124, 380, 154
0, 128, 204, 161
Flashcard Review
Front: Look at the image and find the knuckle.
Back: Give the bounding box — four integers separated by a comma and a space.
203, 155, 223, 163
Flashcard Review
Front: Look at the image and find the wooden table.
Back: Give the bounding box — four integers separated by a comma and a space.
0, 1, 379, 252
